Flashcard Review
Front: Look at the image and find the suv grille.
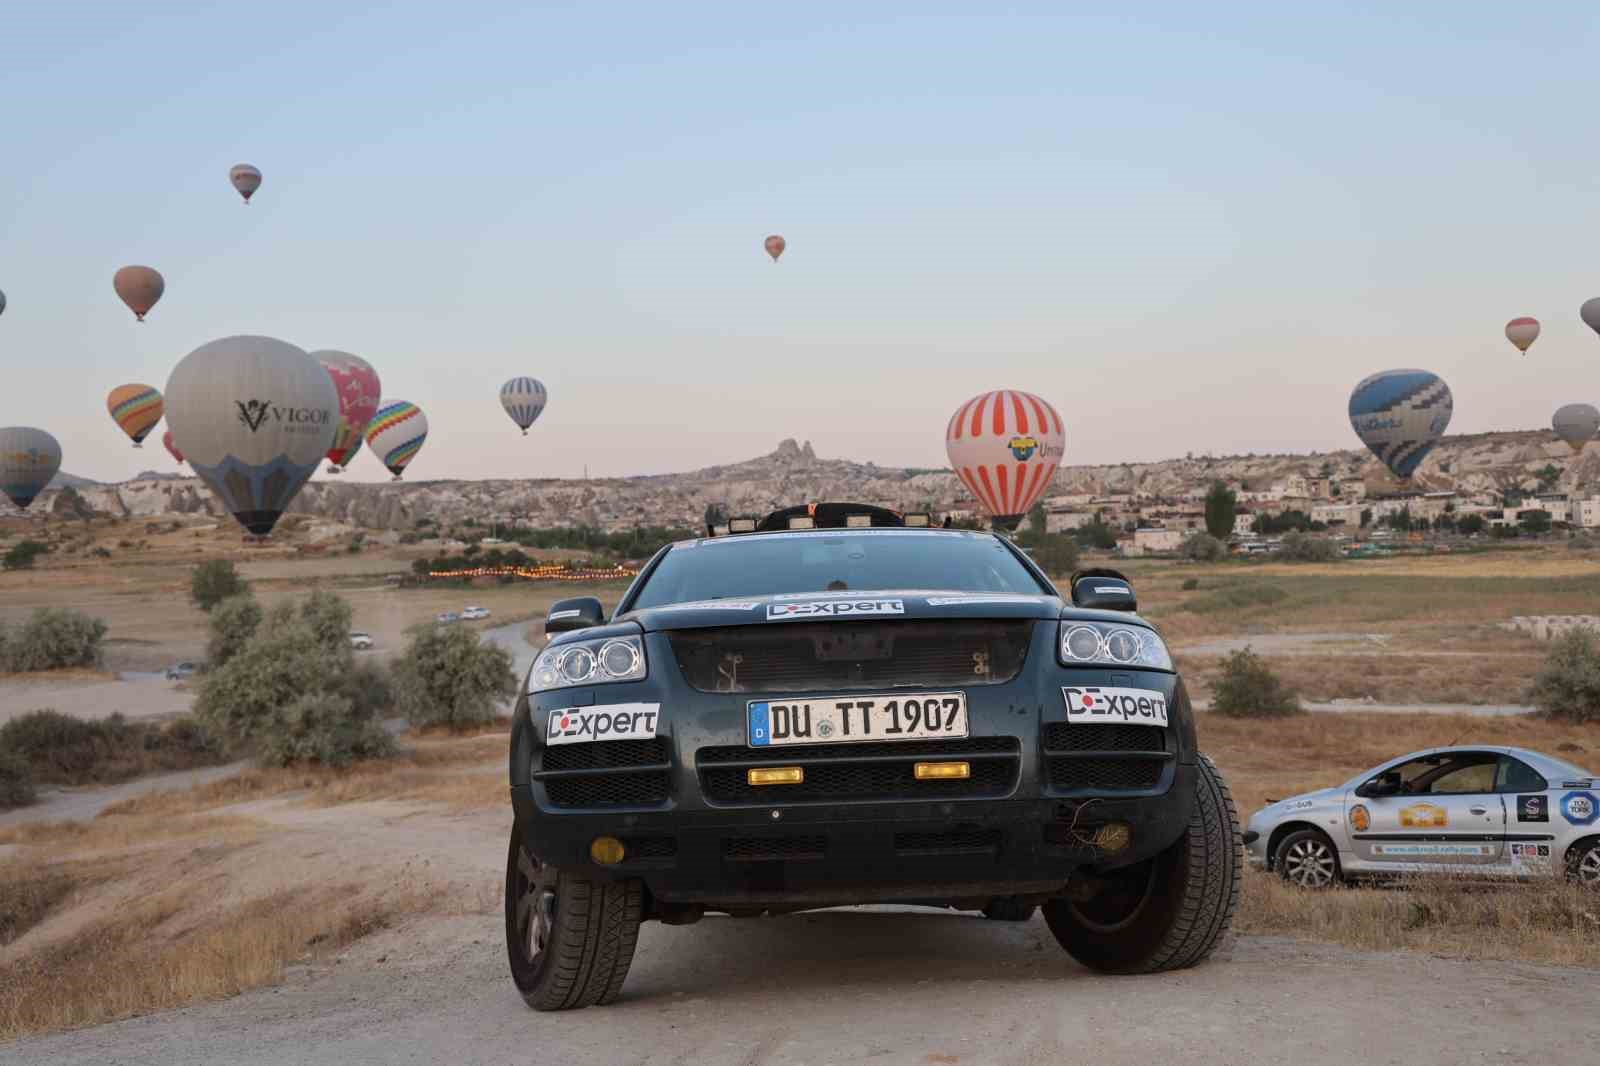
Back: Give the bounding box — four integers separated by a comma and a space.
698, 737, 1020, 804
669, 620, 1032, 694
1041, 722, 1170, 793
722, 835, 828, 861
537, 737, 672, 809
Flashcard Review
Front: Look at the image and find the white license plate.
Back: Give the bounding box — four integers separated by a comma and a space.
747, 693, 968, 747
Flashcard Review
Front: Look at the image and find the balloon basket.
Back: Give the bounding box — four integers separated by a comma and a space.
132, 443, 143, 449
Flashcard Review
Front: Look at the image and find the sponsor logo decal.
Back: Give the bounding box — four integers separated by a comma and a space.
1372, 843, 1493, 858
1510, 843, 1552, 861
546, 703, 660, 746
547, 608, 582, 621
1398, 802, 1448, 828
1092, 584, 1130, 595
1062, 686, 1169, 727
1560, 791, 1598, 826
652, 600, 762, 612
1007, 435, 1039, 460
236, 398, 332, 435
767, 599, 904, 621
1350, 804, 1371, 832
1516, 794, 1548, 823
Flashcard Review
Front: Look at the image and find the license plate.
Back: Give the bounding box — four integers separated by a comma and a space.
747, 693, 968, 747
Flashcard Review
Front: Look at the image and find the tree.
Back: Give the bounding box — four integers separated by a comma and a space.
191, 559, 249, 612
1458, 514, 1486, 536
1535, 464, 1561, 493
206, 594, 263, 670
2, 540, 49, 571
0, 608, 107, 672
1073, 512, 1119, 550
1024, 503, 1047, 541
1360, 508, 1373, 529
1181, 533, 1227, 562
1278, 532, 1340, 562
391, 625, 517, 730
1027, 534, 1079, 575
1527, 629, 1600, 723
703, 502, 728, 530
1204, 481, 1237, 540
1520, 509, 1553, 535
1381, 507, 1413, 532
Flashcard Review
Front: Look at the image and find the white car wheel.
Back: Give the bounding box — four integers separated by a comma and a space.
1572, 842, 1600, 886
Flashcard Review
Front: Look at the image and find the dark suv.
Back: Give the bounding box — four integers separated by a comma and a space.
505, 504, 1240, 1010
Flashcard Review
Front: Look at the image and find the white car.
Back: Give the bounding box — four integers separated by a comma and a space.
437, 612, 460, 625
349, 633, 374, 650
461, 606, 491, 621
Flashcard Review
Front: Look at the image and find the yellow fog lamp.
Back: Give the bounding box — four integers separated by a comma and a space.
914, 761, 971, 781
1092, 823, 1132, 853
589, 836, 627, 865
747, 766, 805, 786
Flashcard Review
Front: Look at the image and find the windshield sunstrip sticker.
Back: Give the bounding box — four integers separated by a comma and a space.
1062, 686, 1169, 727
924, 595, 1039, 606
651, 600, 763, 612
546, 703, 660, 746
766, 599, 904, 621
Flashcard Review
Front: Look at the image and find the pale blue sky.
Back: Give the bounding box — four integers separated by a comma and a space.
2, 2, 1598, 484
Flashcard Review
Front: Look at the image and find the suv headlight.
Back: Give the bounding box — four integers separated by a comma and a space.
530, 635, 647, 692
1057, 621, 1172, 671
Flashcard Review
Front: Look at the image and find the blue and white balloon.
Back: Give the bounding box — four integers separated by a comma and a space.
500, 377, 548, 436
0, 427, 62, 511
1348, 369, 1453, 481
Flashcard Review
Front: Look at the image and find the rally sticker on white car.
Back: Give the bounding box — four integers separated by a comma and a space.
1062, 686, 1169, 727
766, 599, 904, 621
1371, 843, 1496, 858
546, 703, 660, 746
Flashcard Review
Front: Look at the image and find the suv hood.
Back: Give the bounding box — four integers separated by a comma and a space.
620, 590, 1148, 633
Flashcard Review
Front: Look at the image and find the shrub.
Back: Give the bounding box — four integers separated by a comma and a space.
206, 594, 263, 670
0, 710, 223, 786
1211, 646, 1301, 717
251, 691, 392, 768
1026, 534, 1079, 576
1526, 628, 1600, 724
298, 588, 353, 649
190, 559, 250, 612
1181, 577, 1200, 591
1181, 533, 1227, 562
0, 609, 107, 672
3, 539, 50, 571
0, 750, 35, 809
392, 624, 517, 730
1277, 532, 1340, 562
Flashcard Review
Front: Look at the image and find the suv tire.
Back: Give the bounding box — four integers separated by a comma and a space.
505, 826, 643, 1011
1042, 754, 1241, 974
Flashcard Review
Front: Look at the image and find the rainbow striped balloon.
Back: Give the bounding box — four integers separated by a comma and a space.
364, 400, 428, 480
944, 389, 1065, 530
107, 384, 164, 447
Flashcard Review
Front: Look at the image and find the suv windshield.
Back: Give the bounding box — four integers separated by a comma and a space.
627, 530, 1049, 609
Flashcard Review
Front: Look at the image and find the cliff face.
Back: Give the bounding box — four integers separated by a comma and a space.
9, 431, 1592, 530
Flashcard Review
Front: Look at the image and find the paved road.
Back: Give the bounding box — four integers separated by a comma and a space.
7, 913, 1593, 1066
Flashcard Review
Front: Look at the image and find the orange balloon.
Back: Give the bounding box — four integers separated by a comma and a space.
114, 265, 165, 321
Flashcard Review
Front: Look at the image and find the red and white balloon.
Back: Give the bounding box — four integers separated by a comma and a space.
944, 389, 1064, 529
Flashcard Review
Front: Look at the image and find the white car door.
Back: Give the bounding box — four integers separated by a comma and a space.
1347, 751, 1506, 868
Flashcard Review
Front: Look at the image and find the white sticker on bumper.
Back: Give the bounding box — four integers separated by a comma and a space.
1062, 686, 1169, 727
546, 703, 661, 746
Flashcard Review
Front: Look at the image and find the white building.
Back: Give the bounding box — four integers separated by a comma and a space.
1234, 512, 1257, 537
1312, 502, 1363, 527
1133, 527, 1185, 553
1046, 510, 1095, 534
1574, 498, 1600, 529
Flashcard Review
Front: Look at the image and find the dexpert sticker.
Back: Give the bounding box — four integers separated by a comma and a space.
1062, 686, 1169, 727
546, 703, 660, 746
1561, 791, 1598, 826
1516, 794, 1549, 823
766, 600, 904, 621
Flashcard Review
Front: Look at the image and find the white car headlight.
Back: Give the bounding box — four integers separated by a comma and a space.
1057, 621, 1173, 671
531, 635, 647, 692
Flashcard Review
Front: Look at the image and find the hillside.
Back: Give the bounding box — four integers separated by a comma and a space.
12, 429, 1597, 532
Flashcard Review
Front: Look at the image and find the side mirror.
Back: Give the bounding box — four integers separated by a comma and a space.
1070, 569, 1137, 612
545, 596, 604, 634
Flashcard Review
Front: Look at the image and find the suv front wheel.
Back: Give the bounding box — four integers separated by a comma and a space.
1042, 754, 1241, 974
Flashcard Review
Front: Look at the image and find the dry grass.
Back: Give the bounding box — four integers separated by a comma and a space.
0, 881, 437, 1040
0, 866, 82, 947
0, 814, 261, 851
1181, 652, 1544, 705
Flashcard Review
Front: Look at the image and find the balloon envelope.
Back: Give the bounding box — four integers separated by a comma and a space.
365, 401, 428, 479
164, 336, 338, 536
1505, 316, 1540, 353
229, 164, 262, 203
944, 389, 1065, 529
162, 429, 185, 465
1583, 298, 1600, 338
1553, 403, 1600, 454
764, 235, 786, 261
0, 288, 6, 316
0, 427, 61, 511
500, 377, 547, 434
311, 351, 381, 472
113, 266, 164, 321
1348, 369, 1453, 481
107, 384, 163, 446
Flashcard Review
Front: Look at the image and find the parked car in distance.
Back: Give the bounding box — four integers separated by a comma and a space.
165, 661, 199, 681
350, 632, 375, 650
462, 606, 491, 621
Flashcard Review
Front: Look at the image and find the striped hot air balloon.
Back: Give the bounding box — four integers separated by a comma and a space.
944, 389, 1065, 530
107, 384, 164, 447
500, 377, 547, 435
1348, 369, 1453, 481
365, 401, 428, 480
1505, 317, 1540, 354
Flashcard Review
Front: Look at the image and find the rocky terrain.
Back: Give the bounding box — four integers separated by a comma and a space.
14, 429, 1597, 532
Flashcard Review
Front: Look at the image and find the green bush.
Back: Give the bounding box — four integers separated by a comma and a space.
1278, 532, 1341, 562
1527, 629, 1600, 724
1181, 533, 1227, 562
2, 540, 49, 571
0, 750, 35, 809
0, 609, 108, 672
190, 559, 250, 612
0, 710, 223, 786
392, 624, 517, 730
251, 691, 392, 768
298, 588, 354, 649
1211, 646, 1301, 718
1181, 577, 1200, 591
1024, 534, 1079, 576
206, 593, 263, 670
1181, 583, 1288, 614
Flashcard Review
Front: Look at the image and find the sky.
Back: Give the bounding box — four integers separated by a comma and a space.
2, 2, 1599, 485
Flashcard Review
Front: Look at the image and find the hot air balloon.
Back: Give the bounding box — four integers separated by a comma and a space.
229, 164, 262, 204
764, 235, 786, 262
0, 427, 61, 511
311, 350, 381, 473
500, 377, 547, 435
944, 389, 1065, 531
162, 429, 185, 465
106, 384, 163, 447
0, 288, 6, 317
1348, 370, 1453, 482
164, 335, 338, 537
113, 266, 164, 321
1505, 317, 1540, 354
365, 401, 427, 481
1583, 298, 1600, 339
1553, 403, 1600, 455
